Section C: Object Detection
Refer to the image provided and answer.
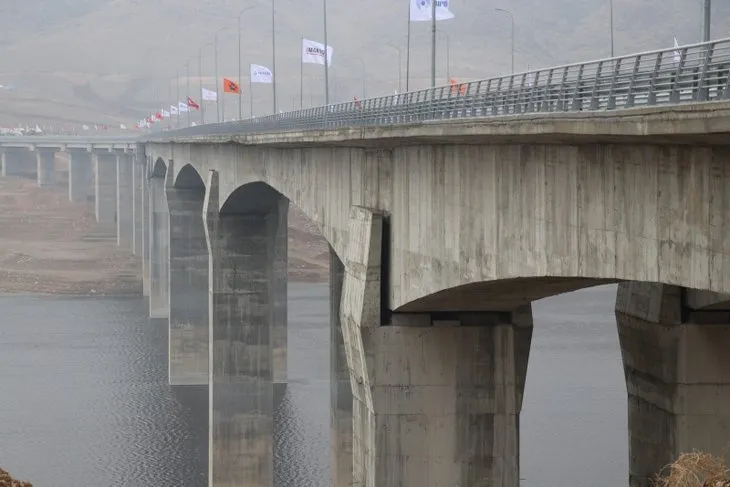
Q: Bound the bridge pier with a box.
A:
[166,163,208,386]
[616,282,730,487]
[132,150,145,256]
[204,172,287,487]
[142,157,151,297]
[148,169,169,319]
[329,249,353,487]
[94,151,117,224]
[341,206,533,487]
[116,152,134,249]
[36,148,56,188]
[68,150,92,203]
[1,148,33,178]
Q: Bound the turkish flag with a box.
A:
[186,97,200,110]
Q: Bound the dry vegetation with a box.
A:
[0,0,729,126]
[654,452,730,487]
[0,468,32,487]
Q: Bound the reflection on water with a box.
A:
[0,284,628,487]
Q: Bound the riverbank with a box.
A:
[0,165,329,295]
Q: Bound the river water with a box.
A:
[0,283,627,487]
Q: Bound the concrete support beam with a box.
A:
[116,153,134,249]
[132,152,145,256]
[204,171,287,487]
[617,282,730,487]
[2,148,33,178]
[142,158,151,297]
[94,152,117,224]
[340,206,533,487]
[148,173,169,319]
[166,163,208,386]
[36,148,56,188]
[68,150,92,203]
[329,249,352,487]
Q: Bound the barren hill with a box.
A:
[0,0,728,126]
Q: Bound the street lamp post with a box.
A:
[703,0,711,42]
[237,5,257,120]
[272,0,278,114]
[385,43,403,93]
[430,0,437,88]
[609,0,615,57]
[323,0,330,105]
[495,8,515,74]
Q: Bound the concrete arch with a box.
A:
[395,276,618,312]
[173,163,205,189]
[151,156,167,177]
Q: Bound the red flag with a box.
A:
[155,112,163,120]
[186,97,200,110]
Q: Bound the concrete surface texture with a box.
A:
[93,152,116,224]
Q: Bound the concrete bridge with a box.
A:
[3,39,730,487]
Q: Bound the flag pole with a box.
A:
[430,0,436,89]
[300,37,304,109]
[272,0,278,114]
[186,59,191,127]
[323,0,330,105]
[238,12,243,120]
[176,71,180,128]
[215,32,221,123]
[249,65,254,118]
[199,45,205,124]
[406,0,411,92]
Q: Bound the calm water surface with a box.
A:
[0,284,627,487]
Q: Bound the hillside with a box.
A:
[0,0,728,126]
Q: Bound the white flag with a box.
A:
[250,64,274,83]
[302,38,333,66]
[202,88,218,101]
[673,36,681,64]
[120,124,127,130]
[170,105,179,115]
[410,0,455,22]
[178,101,189,112]
[82,124,90,130]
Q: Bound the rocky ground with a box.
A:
[0,161,329,295]
[0,468,32,487]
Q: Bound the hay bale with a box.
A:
[652,452,730,487]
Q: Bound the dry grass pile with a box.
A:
[0,468,32,487]
[653,452,730,487]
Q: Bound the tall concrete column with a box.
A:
[616,282,730,487]
[142,158,151,297]
[148,173,169,318]
[330,249,352,487]
[204,172,287,487]
[36,148,56,188]
[116,153,134,249]
[166,164,208,386]
[68,150,92,203]
[132,152,145,256]
[1,148,31,177]
[273,200,288,389]
[94,152,117,224]
[340,206,533,487]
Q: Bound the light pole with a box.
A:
[430,0,437,88]
[439,30,450,83]
[609,0,615,57]
[238,5,257,120]
[198,40,213,124]
[214,27,231,123]
[323,0,330,105]
[185,59,191,127]
[703,0,711,42]
[272,0,278,114]
[385,43,403,92]
[495,8,515,74]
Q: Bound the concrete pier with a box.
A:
[36,148,56,188]
[329,249,352,487]
[616,282,730,487]
[273,200,288,388]
[68,150,92,203]
[132,150,145,256]
[94,152,117,224]
[148,170,169,319]
[116,152,134,249]
[166,163,208,386]
[341,206,533,487]
[1,148,32,178]
[204,174,287,487]
[142,157,151,297]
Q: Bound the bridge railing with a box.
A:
[151,38,730,139]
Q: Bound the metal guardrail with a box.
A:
[0,136,136,145]
[147,38,730,140]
